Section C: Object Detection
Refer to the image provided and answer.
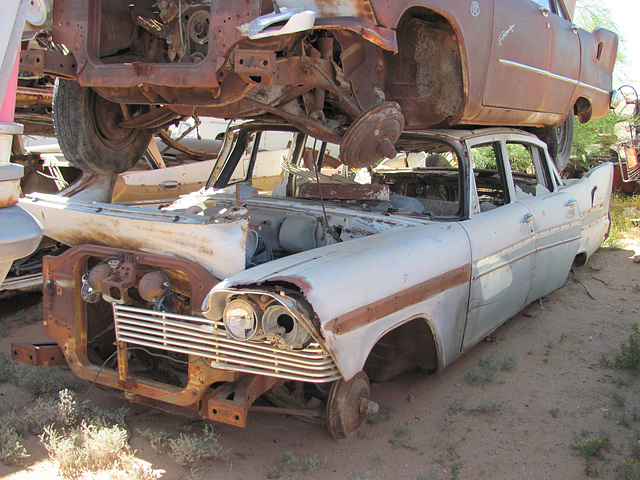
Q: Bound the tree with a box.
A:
[569,1,630,173]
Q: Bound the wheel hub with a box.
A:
[340,102,405,168]
[326,371,378,438]
[93,95,137,147]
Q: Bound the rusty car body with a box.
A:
[16,122,612,437]
[20,0,618,173]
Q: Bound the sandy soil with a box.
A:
[1,240,640,480]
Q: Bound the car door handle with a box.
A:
[521,212,534,223]
[565,199,577,208]
[539,6,550,17]
[161,180,179,190]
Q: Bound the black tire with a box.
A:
[52,79,153,175]
[536,114,575,172]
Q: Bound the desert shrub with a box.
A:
[0,389,127,436]
[167,425,229,467]
[0,422,28,465]
[602,324,640,374]
[465,354,518,384]
[574,430,612,476]
[139,425,229,469]
[40,422,156,480]
[614,324,640,374]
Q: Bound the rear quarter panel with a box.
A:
[575,27,618,121]
[560,162,613,259]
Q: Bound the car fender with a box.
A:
[208,222,472,380]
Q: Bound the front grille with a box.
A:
[113,304,341,383]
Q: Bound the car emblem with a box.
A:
[471,1,480,17]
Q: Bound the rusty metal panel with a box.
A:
[206,374,280,427]
[19,50,77,79]
[20,193,248,281]
[15,86,53,107]
[297,183,390,201]
[41,245,238,409]
[11,342,67,366]
[575,27,618,121]
[0,273,42,298]
[234,49,277,76]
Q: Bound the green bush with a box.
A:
[614,324,640,374]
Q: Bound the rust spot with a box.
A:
[252,276,314,296]
[312,0,377,25]
[15,86,54,108]
[0,197,18,208]
[297,183,390,201]
[11,343,67,366]
[234,49,276,76]
[327,264,471,335]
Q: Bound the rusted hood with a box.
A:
[19,193,249,280]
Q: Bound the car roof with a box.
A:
[233,121,543,146]
[401,127,541,143]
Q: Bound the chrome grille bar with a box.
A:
[113,304,341,382]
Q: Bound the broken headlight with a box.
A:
[217,293,312,350]
[263,304,310,348]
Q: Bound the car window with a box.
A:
[550,0,570,19]
[530,0,551,8]
[216,128,464,218]
[505,142,552,199]
[227,131,297,193]
[290,135,463,218]
[470,142,509,213]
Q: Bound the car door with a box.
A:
[461,138,536,351]
[483,0,551,112]
[503,139,581,303]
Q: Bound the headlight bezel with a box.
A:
[263,303,311,348]
[215,290,315,350]
[222,297,263,341]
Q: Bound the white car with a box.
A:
[17,123,612,437]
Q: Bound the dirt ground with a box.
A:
[1,239,640,480]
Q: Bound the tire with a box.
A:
[52,79,153,175]
[536,114,575,172]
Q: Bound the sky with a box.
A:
[595,0,640,88]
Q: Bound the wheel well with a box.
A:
[574,97,593,123]
[363,318,438,382]
[383,8,465,129]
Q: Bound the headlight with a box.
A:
[263,304,311,349]
[223,298,262,340]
